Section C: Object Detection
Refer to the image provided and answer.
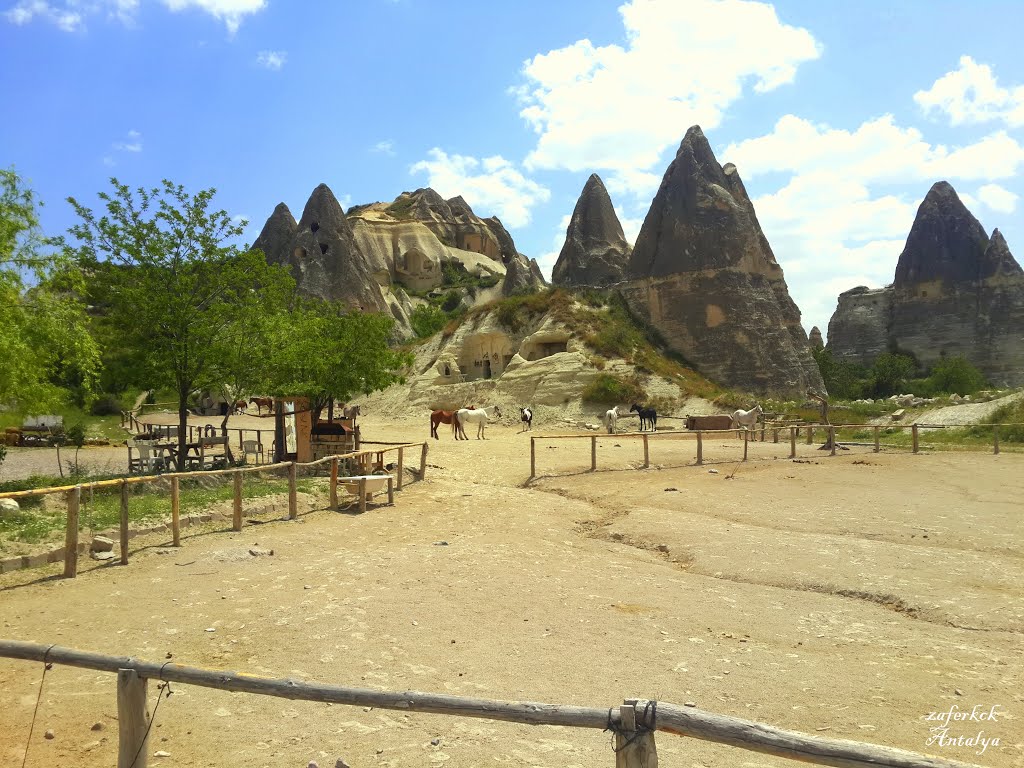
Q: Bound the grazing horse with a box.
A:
[730,404,763,437]
[232,400,247,415]
[454,405,502,440]
[630,403,657,431]
[520,407,533,432]
[249,397,274,416]
[604,406,619,434]
[343,405,361,419]
[431,406,475,439]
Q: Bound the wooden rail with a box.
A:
[527,422,1020,478]
[0,640,984,768]
[0,442,429,578]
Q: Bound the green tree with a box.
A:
[0,169,100,420]
[65,179,294,470]
[409,304,447,338]
[267,300,411,432]
[926,355,987,395]
[869,353,916,398]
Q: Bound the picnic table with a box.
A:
[129,436,229,473]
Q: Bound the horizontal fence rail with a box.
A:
[0,641,985,768]
[0,442,429,578]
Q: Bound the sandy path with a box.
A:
[0,416,1021,768]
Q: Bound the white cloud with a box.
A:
[514,0,821,188]
[370,140,396,156]
[112,129,143,153]
[255,50,286,70]
[914,55,1024,128]
[977,183,1018,214]
[4,1,83,31]
[160,0,265,34]
[410,149,551,229]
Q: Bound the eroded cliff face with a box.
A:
[552,173,631,287]
[827,182,1024,385]
[619,126,823,396]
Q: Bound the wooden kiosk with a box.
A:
[272,397,361,464]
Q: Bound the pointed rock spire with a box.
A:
[808,326,824,349]
[618,125,823,395]
[252,203,297,266]
[552,173,631,287]
[984,228,1023,278]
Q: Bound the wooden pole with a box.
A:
[616,700,658,768]
[696,431,703,465]
[993,425,1000,455]
[830,426,837,456]
[874,426,880,453]
[63,486,80,578]
[789,427,796,459]
[330,458,339,508]
[117,668,149,768]
[387,477,394,505]
[743,430,748,461]
[359,478,367,514]
[760,425,766,442]
[591,435,597,472]
[530,437,536,478]
[232,470,242,531]
[396,447,404,490]
[170,476,180,546]
[119,481,129,565]
[806,426,813,444]
[420,442,428,480]
[288,462,298,520]
[772,428,779,443]
[912,424,919,454]
[642,434,649,468]
[0,641,980,768]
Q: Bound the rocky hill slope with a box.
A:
[827,182,1024,385]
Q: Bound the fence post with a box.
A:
[64,486,80,579]
[696,431,703,465]
[760,425,766,442]
[330,458,339,508]
[615,700,657,768]
[591,435,597,472]
[829,426,837,456]
[530,437,536,478]
[120,480,130,565]
[642,434,649,468]
[420,442,428,481]
[874,425,880,453]
[743,430,748,461]
[359,478,367,514]
[806,425,813,444]
[387,476,394,505]
[790,427,796,459]
[288,462,298,520]
[397,447,404,491]
[912,424,919,454]
[993,425,1000,455]
[773,428,779,444]
[169,476,180,546]
[232,470,243,531]
[117,668,149,768]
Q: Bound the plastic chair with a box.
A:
[242,439,265,465]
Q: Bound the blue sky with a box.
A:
[3,0,1023,337]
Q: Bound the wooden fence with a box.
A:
[0,640,984,768]
[528,422,1019,479]
[0,442,429,578]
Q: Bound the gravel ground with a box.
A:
[912,390,1024,426]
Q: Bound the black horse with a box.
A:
[630,403,657,431]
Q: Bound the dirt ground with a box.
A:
[0,414,1021,768]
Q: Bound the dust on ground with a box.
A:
[0,415,1021,768]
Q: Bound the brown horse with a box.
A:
[430,406,474,439]
[249,397,274,416]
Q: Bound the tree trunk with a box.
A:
[806,389,834,450]
[177,386,189,472]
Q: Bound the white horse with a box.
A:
[455,405,502,440]
[730,404,763,437]
[604,406,619,434]
[520,407,533,432]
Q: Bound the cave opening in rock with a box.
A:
[310,222,320,233]
[319,243,329,255]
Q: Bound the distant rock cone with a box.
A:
[619,126,823,395]
[552,174,631,287]
[808,326,823,349]
[828,181,1024,385]
[504,253,547,296]
[254,184,388,313]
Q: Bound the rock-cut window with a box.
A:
[319,243,329,255]
[310,222,320,233]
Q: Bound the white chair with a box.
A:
[242,439,265,465]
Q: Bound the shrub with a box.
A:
[410,304,447,338]
[925,355,987,395]
[581,373,646,404]
[90,393,123,416]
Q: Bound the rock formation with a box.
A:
[828,182,1024,385]
[619,126,823,395]
[808,326,823,349]
[503,254,547,296]
[552,174,631,287]
[253,184,389,313]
